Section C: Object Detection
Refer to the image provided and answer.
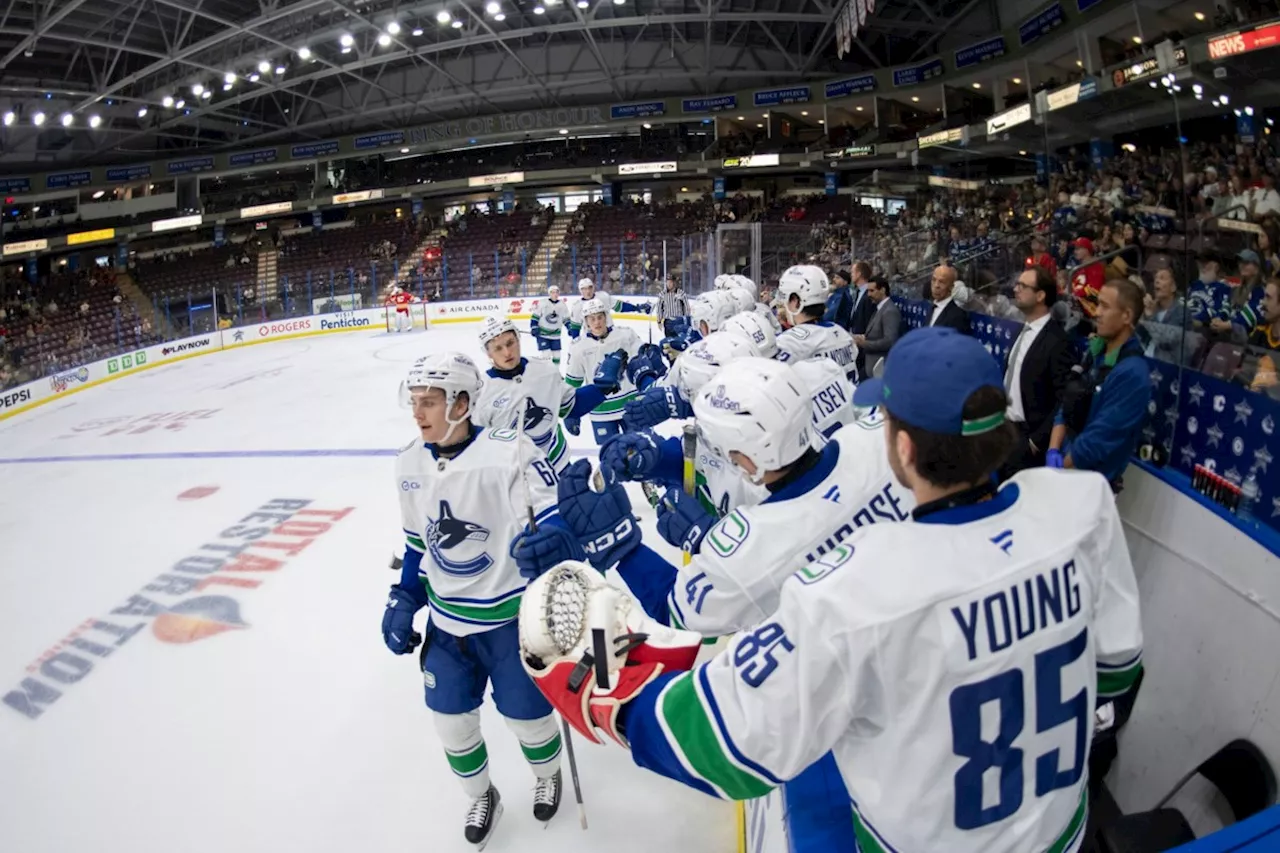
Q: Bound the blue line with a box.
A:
[0,448,600,465]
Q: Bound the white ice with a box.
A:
[0,321,735,853]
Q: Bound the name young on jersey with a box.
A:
[950,560,1084,662]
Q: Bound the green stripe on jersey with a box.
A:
[594,391,638,414]
[520,732,563,765]
[445,741,489,777]
[547,426,568,468]
[1097,659,1143,698]
[427,587,522,624]
[566,376,584,388]
[405,533,426,553]
[657,673,774,800]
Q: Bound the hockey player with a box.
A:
[529,285,567,366]
[718,274,782,334]
[555,357,911,634]
[517,328,1144,853]
[563,298,644,445]
[471,316,607,472]
[775,265,858,380]
[566,277,648,338]
[689,291,735,338]
[382,352,564,848]
[387,285,415,333]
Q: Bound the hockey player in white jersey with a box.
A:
[554,356,912,634]
[688,291,735,337]
[516,327,1144,853]
[565,277,648,338]
[471,316,608,472]
[381,352,566,848]
[775,265,859,380]
[564,297,644,445]
[529,285,567,366]
[718,273,782,334]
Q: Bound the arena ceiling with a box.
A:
[0,0,997,167]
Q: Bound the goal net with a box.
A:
[384,301,430,332]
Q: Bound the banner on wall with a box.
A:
[332,189,385,205]
[1207,21,1280,60]
[609,101,666,120]
[825,173,838,196]
[151,214,202,233]
[468,172,525,188]
[723,154,780,168]
[411,199,423,217]
[240,201,293,218]
[918,127,966,149]
[1019,2,1065,46]
[2,238,48,256]
[681,95,737,114]
[46,171,93,190]
[214,224,225,247]
[167,156,215,175]
[824,74,877,99]
[116,243,129,266]
[0,177,32,193]
[1238,114,1257,143]
[713,177,726,200]
[229,148,278,167]
[602,183,614,206]
[753,87,811,107]
[1045,77,1098,110]
[892,58,944,87]
[1112,45,1188,87]
[67,228,116,247]
[312,210,323,233]
[105,165,150,184]
[618,161,677,175]
[954,36,1007,69]
[986,102,1033,135]
[501,190,515,212]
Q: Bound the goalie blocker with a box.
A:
[519,562,701,746]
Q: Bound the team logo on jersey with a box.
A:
[425,501,493,577]
[523,398,552,432]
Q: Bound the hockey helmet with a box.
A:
[777,265,831,321]
[478,315,518,349]
[400,352,484,443]
[675,332,757,402]
[581,297,608,318]
[689,292,734,335]
[721,311,778,359]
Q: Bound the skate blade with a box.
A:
[473,801,504,851]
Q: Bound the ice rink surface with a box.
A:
[0,321,735,853]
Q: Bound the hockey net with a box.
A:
[384,301,430,332]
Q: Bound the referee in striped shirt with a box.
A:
[655,274,689,334]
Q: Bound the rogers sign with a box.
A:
[258,319,311,337]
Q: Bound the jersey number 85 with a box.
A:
[949,628,1089,830]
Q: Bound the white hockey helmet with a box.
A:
[689,292,734,334]
[777,265,831,321]
[723,287,754,315]
[674,332,758,402]
[548,284,561,297]
[581,297,608,318]
[400,352,484,443]
[478,315,518,349]
[721,311,778,358]
[693,358,813,484]
[712,273,735,290]
[727,274,758,302]
[577,278,596,294]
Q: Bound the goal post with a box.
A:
[384,300,430,332]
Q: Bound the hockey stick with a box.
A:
[680,425,697,567]
[516,408,589,832]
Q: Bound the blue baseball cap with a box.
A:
[853,327,1006,435]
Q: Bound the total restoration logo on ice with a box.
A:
[2,498,354,721]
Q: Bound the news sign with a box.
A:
[1207,23,1280,61]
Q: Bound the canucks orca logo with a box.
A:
[523,398,551,432]
[425,500,493,577]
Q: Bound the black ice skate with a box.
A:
[533,769,562,823]
[464,785,502,850]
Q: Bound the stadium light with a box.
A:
[201,90,212,99]
[614,0,625,5]
[2,111,14,126]
[1012,77,1022,84]
[911,96,919,102]
[225,71,236,84]
[258,60,271,73]
[451,19,463,27]
[137,107,148,117]
[486,1,501,13]
[162,95,174,107]
[175,99,185,108]
[412,27,424,35]
[1246,105,1255,116]
[377,33,392,46]
[192,83,204,95]
[298,46,312,59]
[89,114,102,128]
[437,10,451,24]
[276,65,286,75]
[855,105,863,111]
[249,72,261,82]
[93,190,105,199]
[534,5,546,13]
[972,82,981,88]
[494,12,505,20]
[340,33,354,47]
[60,112,73,127]
[387,21,402,34]
[559,128,569,134]
[1194,11,1206,20]
[576,0,588,6]
[642,122,651,128]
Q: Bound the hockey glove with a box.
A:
[662,317,689,339]
[593,350,630,393]
[626,344,667,391]
[622,385,692,432]
[510,517,586,580]
[599,431,663,484]
[518,561,702,747]
[1046,448,1065,469]
[382,585,424,655]
[556,458,641,572]
[656,487,714,555]
[530,320,542,340]
[563,414,582,436]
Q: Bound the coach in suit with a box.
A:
[1000,265,1072,478]
[927,264,970,333]
[853,277,900,377]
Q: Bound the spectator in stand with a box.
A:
[852,276,900,378]
[1001,265,1072,478]
[1187,251,1229,334]
[1070,237,1105,323]
[1048,279,1152,491]
[1230,250,1268,337]
[927,264,970,334]
[1245,280,1280,396]
[1141,266,1195,364]
[1026,234,1058,278]
[823,269,856,333]
[1250,174,1280,220]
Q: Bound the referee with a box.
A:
[654,274,689,334]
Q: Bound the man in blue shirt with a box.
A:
[822,268,855,333]
[1047,278,1152,489]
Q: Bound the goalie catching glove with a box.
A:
[518,560,702,746]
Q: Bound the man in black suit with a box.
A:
[1000,265,1072,478]
[927,264,970,334]
[848,261,877,376]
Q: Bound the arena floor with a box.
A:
[0,321,734,853]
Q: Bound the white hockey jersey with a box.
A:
[641,468,1143,853]
[791,357,856,438]
[567,291,617,334]
[564,327,642,422]
[776,321,859,381]
[531,297,567,339]
[397,428,557,637]
[667,415,914,636]
[472,358,576,472]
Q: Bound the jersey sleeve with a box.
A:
[510,433,560,526]
[623,564,869,799]
[1089,487,1144,701]
[564,342,585,388]
[666,508,777,636]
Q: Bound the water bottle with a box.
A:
[1238,469,1260,524]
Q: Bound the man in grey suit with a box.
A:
[853,277,900,378]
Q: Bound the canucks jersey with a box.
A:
[776,321,859,381]
[626,468,1143,853]
[472,358,575,472]
[567,291,615,337]
[531,297,567,339]
[564,327,642,422]
[397,428,557,636]
[666,416,914,636]
[791,357,856,438]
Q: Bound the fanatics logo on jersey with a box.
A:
[425,500,494,577]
